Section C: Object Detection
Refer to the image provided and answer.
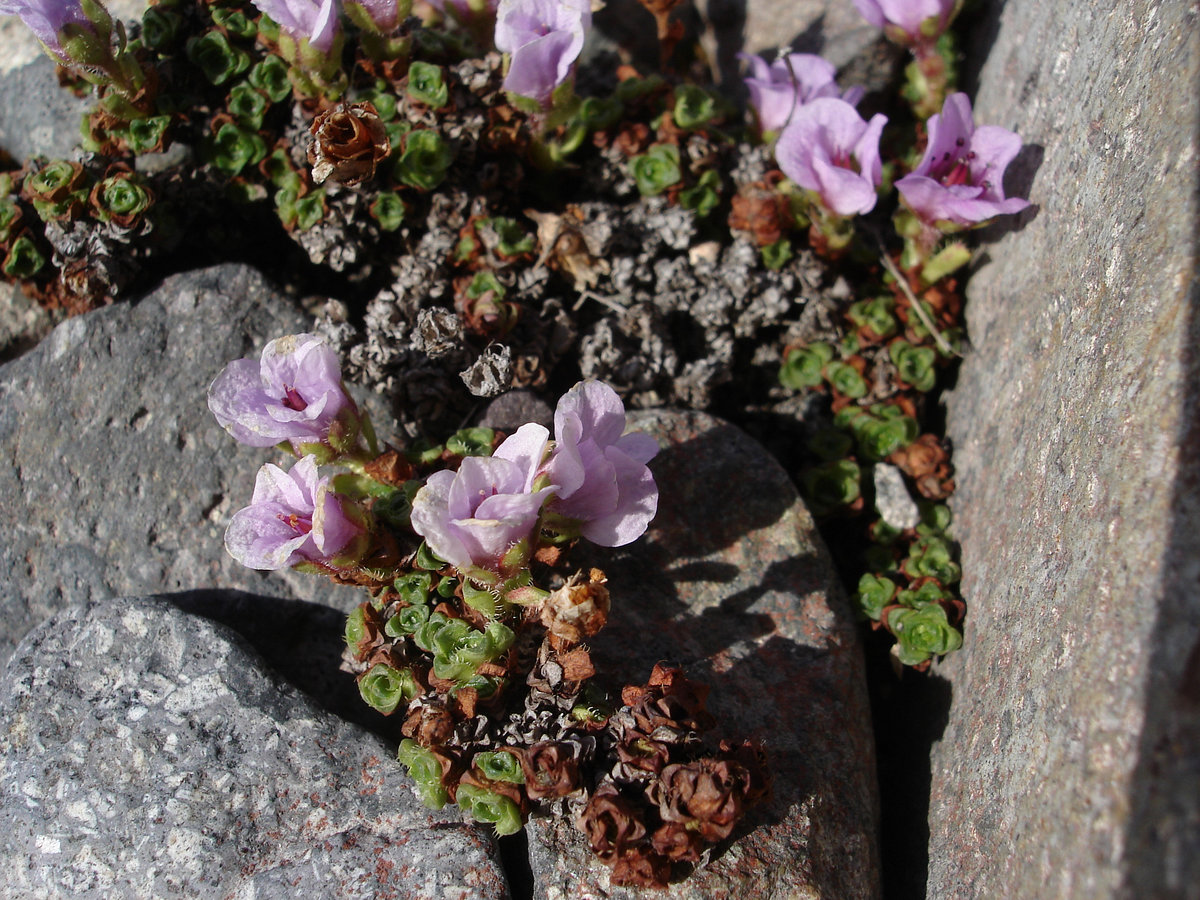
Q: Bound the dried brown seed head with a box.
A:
[308,102,391,186]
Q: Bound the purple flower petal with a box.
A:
[578,445,659,547]
[541,380,658,545]
[494,0,590,102]
[225,456,360,570]
[411,456,550,573]
[494,423,551,492]
[208,333,354,449]
[0,0,90,58]
[776,98,886,218]
[250,0,341,52]
[854,0,958,42]
[898,93,1030,227]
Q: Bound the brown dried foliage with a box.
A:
[308,101,391,186]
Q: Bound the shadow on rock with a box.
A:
[166,588,402,741]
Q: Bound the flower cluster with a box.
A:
[410,379,659,582]
[209,337,766,884]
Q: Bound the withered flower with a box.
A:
[577,782,647,862]
[651,758,752,842]
[610,849,672,889]
[401,700,456,746]
[889,433,954,499]
[540,568,610,645]
[650,820,703,863]
[728,175,790,247]
[308,101,391,186]
[519,740,582,800]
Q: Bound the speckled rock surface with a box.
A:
[0,263,391,663]
[0,56,94,161]
[928,2,1200,898]
[0,595,508,899]
[527,409,880,899]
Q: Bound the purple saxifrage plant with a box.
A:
[852,0,960,47]
[895,91,1030,231]
[207,333,358,450]
[740,52,864,136]
[410,425,556,578]
[493,0,590,105]
[0,0,91,64]
[775,97,888,219]
[542,379,659,547]
[251,0,341,53]
[225,455,366,570]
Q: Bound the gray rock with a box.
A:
[0,279,55,361]
[0,263,390,663]
[527,409,881,899]
[0,56,91,161]
[927,1,1200,898]
[873,462,919,530]
[0,594,508,899]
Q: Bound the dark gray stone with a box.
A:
[0,56,91,162]
[927,2,1200,898]
[526,409,881,899]
[0,594,508,899]
[0,263,389,663]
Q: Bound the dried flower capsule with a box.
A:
[540,568,609,644]
[308,101,391,186]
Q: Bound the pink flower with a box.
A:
[853,0,959,45]
[542,381,659,547]
[0,0,92,63]
[344,0,403,32]
[208,333,355,449]
[410,424,555,574]
[895,92,1029,228]
[775,97,887,217]
[225,456,364,570]
[494,0,590,103]
[740,52,864,135]
[251,0,340,52]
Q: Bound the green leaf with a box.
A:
[358,663,419,714]
[802,459,861,516]
[140,7,181,50]
[395,571,432,606]
[123,115,171,153]
[210,6,257,39]
[394,130,454,190]
[761,238,793,271]
[186,30,250,85]
[369,191,405,231]
[887,604,962,665]
[406,61,449,108]
[397,739,449,808]
[248,55,292,102]
[207,122,267,176]
[344,606,367,648]
[630,144,681,197]
[228,82,269,129]
[855,573,896,621]
[679,169,721,218]
[779,342,834,390]
[446,426,495,457]
[673,84,719,130]
[456,783,523,835]
[2,235,45,279]
[474,750,525,784]
[385,602,431,637]
[847,296,898,339]
[825,361,868,399]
